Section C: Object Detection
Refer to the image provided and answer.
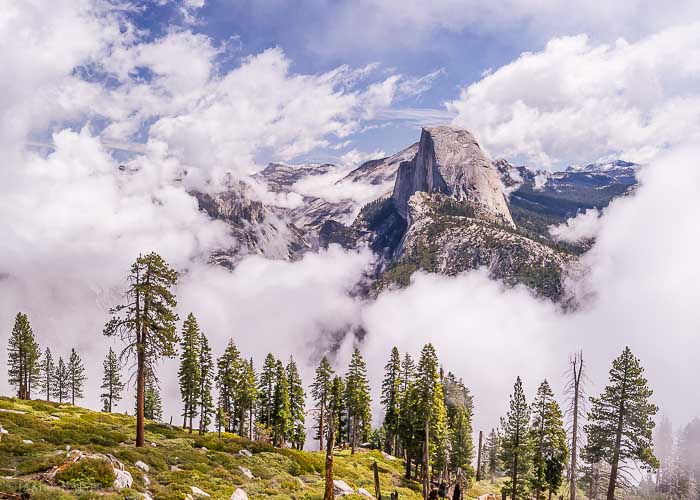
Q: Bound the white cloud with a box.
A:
[301,0,700,58]
[549,208,602,243]
[447,24,700,168]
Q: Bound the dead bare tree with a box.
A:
[564,351,588,500]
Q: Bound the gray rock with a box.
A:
[236,449,253,457]
[190,485,211,497]
[230,488,249,500]
[392,126,514,227]
[134,460,149,472]
[113,468,133,489]
[22,439,33,444]
[358,488,373,498]
[238,465,255,480]
[333,479,354,496]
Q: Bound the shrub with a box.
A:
[54,458,116,490]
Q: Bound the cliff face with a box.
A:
[379,192,572,300]
[392,127,514,227]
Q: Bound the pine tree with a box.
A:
[443,371,475,480]
[398,355,422,480]
[485,428,502,482]
[415,344,448,498]
[449,406,475,479]
[196,331,214,434]
[101,347,124,412]
[345,347,371,454]
[500,376,532,500]
[286,356,306,450]
[239,358,258,439]
[258,353,278,429]
[216,340,243,433]
[8,312,41,400]
[583,347,659,500]
[39,347,54,402]
[324,376,344,500]
[143,371,163,421]
[67,348,86,405]
[103,252,178,447]
[53,357,69,404]
[529,380,568,500]
[178,313,201,432]
[381,347,402,455]
[311,355,335,451]
[271,360,291,447]
[654,416,674,492]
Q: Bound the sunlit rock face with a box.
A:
[392,126,514,228]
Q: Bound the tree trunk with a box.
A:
[249,405,253,440]
[373,461,382,499]
[476,431,483,482]
[135,343,146,447]
[405,454,412,480]
[351,415,357,454]
[324,419,336,500]
[606,368,628,500]
[423,417,430,500]
[569,353,584,500]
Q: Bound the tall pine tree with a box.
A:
[67,348,86,405]
[500,376,532,500]
[286,356,306,450]
[8,312,41,400]
[101,347,124,412]
[53,357,69,404]
[444,372,475,481]
[583,347,658,500]
[239,358,258,439]
[381,347,402,455]
[104,252,178,447]
[485,428,502,482]
[258,353,278,429]
[143,371,163,421]
[323,376,344,500]
[178,313,201,432]
[39,347,54,402]
[216,340,243,433]
[345,347,371,454]
[415,344,447,498]
[271,360,291,447]
[196,331,214,435]
[311,355,335,451]
[529,380,568,500]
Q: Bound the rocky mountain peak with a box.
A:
[391,126,515,227]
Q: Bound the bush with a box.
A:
[54,458,116,490]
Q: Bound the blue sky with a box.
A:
[104,0,700,169]
[124,0,591,162]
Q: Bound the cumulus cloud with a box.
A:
[289,0,700,59]
[549,208,602,243]
[447,24,700,168]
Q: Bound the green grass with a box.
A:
[0,396,427,499]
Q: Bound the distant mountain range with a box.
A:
[195,127,638,300]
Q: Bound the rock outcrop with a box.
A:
[392,127,514,227]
